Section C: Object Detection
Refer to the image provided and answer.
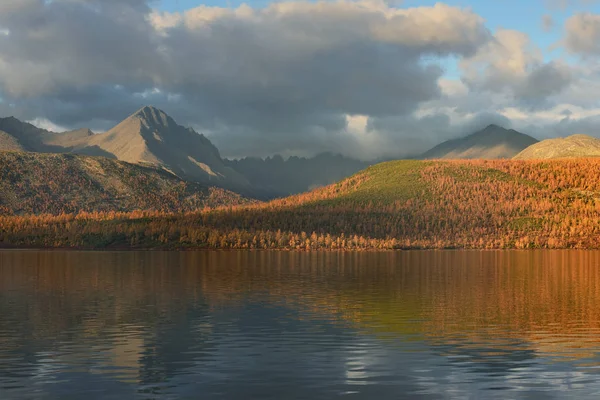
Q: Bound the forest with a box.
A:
[2,158,600,250]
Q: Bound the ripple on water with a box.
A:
[1,250,600,399]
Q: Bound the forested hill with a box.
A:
[0,152,252,215]
[3,158,600,249]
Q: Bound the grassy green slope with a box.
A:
[334,160,427,204]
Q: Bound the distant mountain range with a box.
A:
[5,105,600,211]
[0,107,370,198]
[514,134,600,160]
[420,124,538,160]
[225,153,369,197]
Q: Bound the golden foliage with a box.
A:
[2,159,600,249]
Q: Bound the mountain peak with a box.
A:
[0,115,28,128]
[421,125,537,160]
[480,124,508,134]
[131,106,173,128]
[0,115,49,136]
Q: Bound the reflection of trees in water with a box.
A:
[195,250,600,369]
[0,251,216,388]
[2,250,600,391]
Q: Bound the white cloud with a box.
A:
[564,12,600,55]
[27,117,67,132]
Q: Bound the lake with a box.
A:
[1,250,600,399]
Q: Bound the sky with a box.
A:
[2,0,600,159]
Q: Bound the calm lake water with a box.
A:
[1,250,600,399]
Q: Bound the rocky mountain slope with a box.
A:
[0,107,249,190]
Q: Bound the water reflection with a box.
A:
[1,251,600,398]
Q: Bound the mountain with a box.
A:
[0,110,369,198]
[6,158,600,249]
[0,108,250,190]
[51,106,250,188]
[0,152,251,216]
[421,124,538,159]
[225,153,369,197]
[0,116,50,152]
[513,134,600,160]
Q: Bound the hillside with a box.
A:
[226,153,369,197]
[514,134,600,159]
[0,108,250,190]
[0,130,26,152]
[0,152,251,215]
[421,124,538,159]
[3,158,600,249]
[0,117,51,152]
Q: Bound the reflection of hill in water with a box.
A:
[3,250,600,384]
[194,251,600,365]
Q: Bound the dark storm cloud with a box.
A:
[0,0,497,158]
[141,1,493,157]
[515,62,573,108]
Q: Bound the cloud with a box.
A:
[515,61,573,102]
[0,0,594,160]
[564,12,600,55]
[460,29,573,104]
[514,108,600,140]
[0,0,495,158]
[0,0,160,98]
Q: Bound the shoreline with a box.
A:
[0,246,597,252]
